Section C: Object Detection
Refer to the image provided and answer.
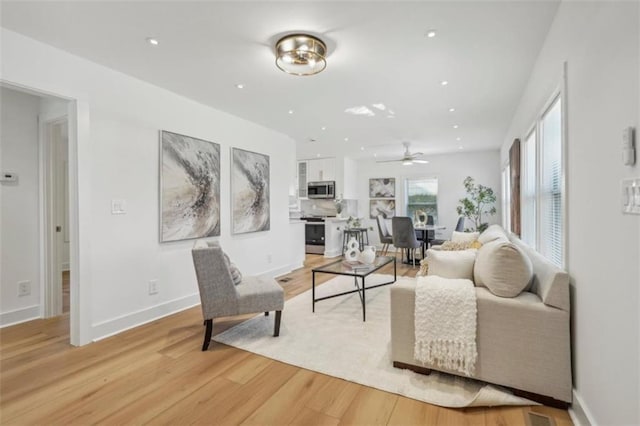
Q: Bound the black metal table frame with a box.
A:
[311,257,396,322]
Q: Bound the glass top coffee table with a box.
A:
[311,256,396,321]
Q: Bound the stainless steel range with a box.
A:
[302,216,329,255]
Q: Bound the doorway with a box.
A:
[41,116,70,317]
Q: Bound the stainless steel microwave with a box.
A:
[307,181,335,199]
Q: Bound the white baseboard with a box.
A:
[61,262,70,271]
[569,389,595,426]
[0,305,40,328]
[261,264,297,279]
[91,293,200,341]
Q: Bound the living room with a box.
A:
[1,1,638,425]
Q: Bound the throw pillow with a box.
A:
[474,240,533,297]
[417,258,429,277]
[425,249,476,281]
[478,225,508,245]
[440,240,483,251]
[222,252,243,286]
[451,231,480,244]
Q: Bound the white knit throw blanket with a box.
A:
[414,275,478,376]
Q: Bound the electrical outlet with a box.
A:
[148,280,159,295]
[18,280,31,297]
[267,254,272,264]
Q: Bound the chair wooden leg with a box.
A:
[202,319,213,351]
[264,311,269,316]
[274,310,282,337]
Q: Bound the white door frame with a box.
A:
[2,79,92,346]
[39,113,67,318]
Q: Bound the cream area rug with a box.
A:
[213,274,535,408]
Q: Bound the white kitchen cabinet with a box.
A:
[297,158,337,198]
[297,161,308,198]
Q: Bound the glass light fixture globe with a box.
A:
[276,34,327,76]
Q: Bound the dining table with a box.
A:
[412,224,446,261]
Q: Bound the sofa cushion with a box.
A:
[425,248,476,281]
[478,224,508,245]
[451,231,480,244]
[474,240,533,297]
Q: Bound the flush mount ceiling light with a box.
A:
[275,33,327,76]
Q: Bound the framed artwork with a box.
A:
[369,178,395,198]
[370,199,396,219]
[231,147,270,234]
[160,130,220,242]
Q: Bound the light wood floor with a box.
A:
[0,254,572,425]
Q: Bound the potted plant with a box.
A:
[456,176,497,233]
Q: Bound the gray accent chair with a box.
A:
[376,215,393,256]
[391,217,422,266]
[191,242,284,351]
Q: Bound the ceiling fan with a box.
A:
[376,142,429,165]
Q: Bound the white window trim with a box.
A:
[520,63,568,268]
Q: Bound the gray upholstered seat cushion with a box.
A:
[235,276,284,313]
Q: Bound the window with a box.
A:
[501,164,511,231]
[520,94,564,267]
[405,178,438,222]
[521,129,537,248]
[539,97,563,266]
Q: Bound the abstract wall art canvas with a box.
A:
[160,130,220,242]
[231,147,270,234]
[369,178,395,198]
[370,199,396,219]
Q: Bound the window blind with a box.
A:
[539,97,563,267]
[521,130,537,248]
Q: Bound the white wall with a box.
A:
[355,150,501,247]
[1,29,297,339]
[0,87,41,325]
[501,2,639,425]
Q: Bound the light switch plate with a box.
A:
[622,178,640,214]
[111,199,126,215]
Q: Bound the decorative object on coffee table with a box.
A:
[159,130,220,242]
[344,237,360,261]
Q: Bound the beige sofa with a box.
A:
[390,226,572,406]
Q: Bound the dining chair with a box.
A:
[192,241,284,351]
[391,217,422,266]
[376,215,393,256]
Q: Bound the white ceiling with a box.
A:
[1,1,559,160]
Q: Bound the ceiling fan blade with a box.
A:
[412,159,429,164]
[375,159,403,163]
[409,152,424,157]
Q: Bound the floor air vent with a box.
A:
[525,411,556,426]
[278,277,292,283]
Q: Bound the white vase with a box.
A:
[359,245,376,264]
[344,237,360,261]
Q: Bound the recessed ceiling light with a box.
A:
[235,83,244,89]
[458,146,464,150]
[146,37,159,46]
[456,137,461,141]
[453,124,459,129]
[373,153,377,157]
[288,110,294,114]
[440,80,449,86]
[426,30,437,38]
[449,108,455,112]
[360,146,365,151]
[317,153,321,157]
[344,137,349,142]
[321,126,326,131]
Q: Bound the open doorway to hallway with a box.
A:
[0,84,71,331]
